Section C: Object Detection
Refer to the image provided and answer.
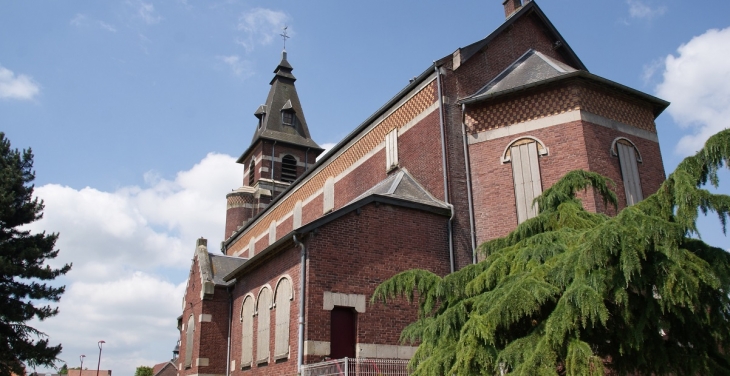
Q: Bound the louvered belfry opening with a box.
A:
[281,155,297,183]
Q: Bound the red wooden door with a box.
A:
[330,307,356,359]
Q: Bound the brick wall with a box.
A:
[304,203,451,363]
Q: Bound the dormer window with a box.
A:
[282,110,294,126]
[254,105,266,129]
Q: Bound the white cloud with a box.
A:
[0,65,40,100]
[127,0,162,24]
[655,27,730,155]
[317,142,337,161]
[70,13,117,33]
[217,55,253,78]
[25,153,242,374]
[626,0,667,20]
[236,8,290,52]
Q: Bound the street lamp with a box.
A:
[79,355,86,376]
[96,341,105,376]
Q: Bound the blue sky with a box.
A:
[2,0,729,374]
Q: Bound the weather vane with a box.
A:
[280,26,290,50]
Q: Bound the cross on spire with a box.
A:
[280,26,290,50]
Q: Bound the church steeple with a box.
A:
[241,50,323,158]
[226,50,324,239]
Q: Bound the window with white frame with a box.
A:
[611,137,643,206]
[274,277,292,359]
[385,128,398,171]
[256,287,272,363]
[240,296,254,368]
[503,137,548,224]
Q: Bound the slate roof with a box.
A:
[463,49,577,102]
[209,254,248,285]
[238,50,323,163]
[347,168,451,210]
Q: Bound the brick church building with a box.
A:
[176,1,669,375]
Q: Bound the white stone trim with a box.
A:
[199,314,212,323]
[356,343,418,360]
[195,358,209,367]
[303,340,331,356]
[323,292,366,313]
[468,110,659,145]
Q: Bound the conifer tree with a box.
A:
[374,129,730,375]
[0,133,71,376]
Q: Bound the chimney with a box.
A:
[503,0,522,19]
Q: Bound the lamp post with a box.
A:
[79,355,86,376]
[96,340,105,376]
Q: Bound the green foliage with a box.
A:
[0,133,71,376]
[58,364,68,375]
[134,366,153,376]
[373,129,730,375]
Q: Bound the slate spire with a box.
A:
[247,50,322,152]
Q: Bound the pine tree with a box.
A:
[374,129,730,375]
[134,366,153,376]
[0,133,71,376]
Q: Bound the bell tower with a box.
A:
[225,50,324,240]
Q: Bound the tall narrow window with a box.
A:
[248,159,255,187]
[503,138,547,224]
[612,138,643,206]
[269,221,277,245]
[241,296,254,368]
[184,314,195,368]
[385,128,398,171]
[256,287,272,363]
[330,307,357,359]
[323,177,335,213]
[281,155,298,183]
[293,201,302,229]
[274,278,292,359]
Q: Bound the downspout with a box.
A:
[461,103,478,264]
[293,234,307,374]
[225,282,234,376]
[434,63,455,273]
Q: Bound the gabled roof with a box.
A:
[237,51,323,163]
[347,168,451,210]
[463,49,577,102]
[454,1,586,71]
[194,239,247,287]
[458,61,669,117]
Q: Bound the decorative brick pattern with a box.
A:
[465,82,657,135]
[227,81,437,256]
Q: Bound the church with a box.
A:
[176,1,669,375]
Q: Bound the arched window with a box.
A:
[611,137,643,206]
[248,159,255,187]
[502,137,548,224]
[281,155,298,183]
[240,295,254,368]
[256,286,272,363]
[184,314,194,368]
[274,277,293,359]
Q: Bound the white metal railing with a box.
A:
[301,358,410,376]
